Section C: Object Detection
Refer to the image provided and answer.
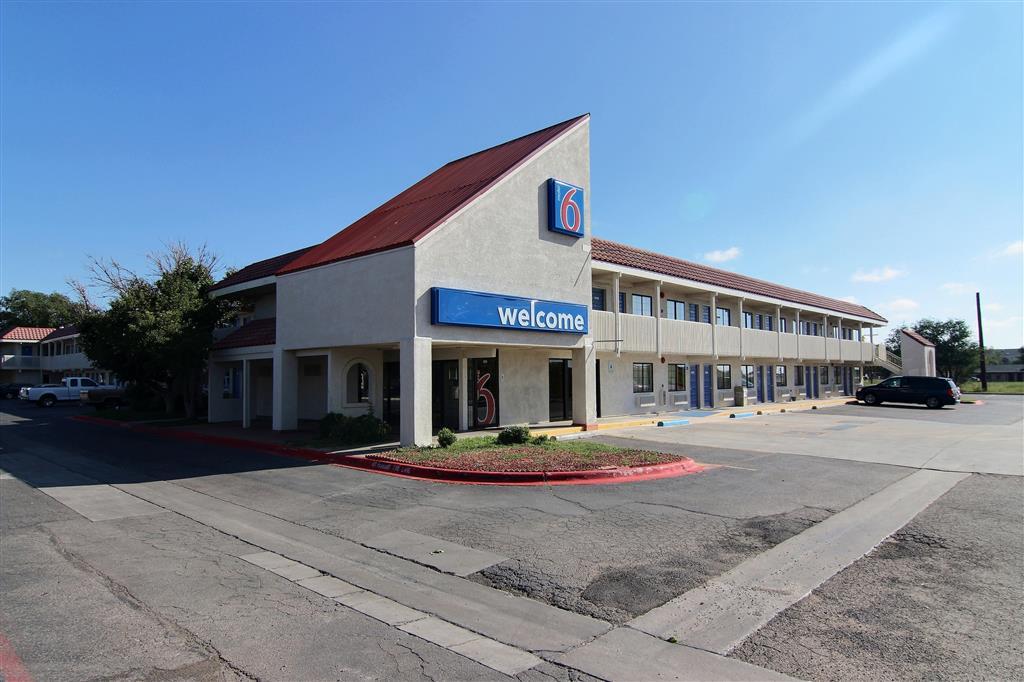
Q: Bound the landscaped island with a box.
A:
[371,430,684,473]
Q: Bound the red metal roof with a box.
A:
[211,246,315,292]
[901,328,935,347]
[592,238,887,322]
[212,318,277,350]
[277,114,590,275]
[1,326,56,341]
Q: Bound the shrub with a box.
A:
[319,412,390,444]
[496,425,531,445]
[530,434,550,445]
[436,427,457,448]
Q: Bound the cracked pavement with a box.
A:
[2,396,1021,680]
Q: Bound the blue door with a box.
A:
[689,364,700,408]
[703,365,713,407]
[812,367,820,398]
[767,366,775,402]
[756,366,764,402]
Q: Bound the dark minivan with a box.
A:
[856,376,960,409]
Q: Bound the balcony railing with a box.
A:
[661,318,712,356]
[0,354,40,369]
[742,328,777,358]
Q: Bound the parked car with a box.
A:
[1,382,33,400]
[19,377,111,407]
[856,376,961,409]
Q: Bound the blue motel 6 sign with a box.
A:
[432,287,588,334]
[547,179,584,237]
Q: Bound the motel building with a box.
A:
[207,114,888,446]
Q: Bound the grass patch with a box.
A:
[375,434,682,472]
[959,381,1024,394]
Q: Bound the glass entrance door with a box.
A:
[431,360,459,431]
[548,359,572,421]
[469,356,499,429]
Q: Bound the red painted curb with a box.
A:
[69,415,704,486]
[0,632,33,682]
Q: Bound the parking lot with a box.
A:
[1,395,1021,680]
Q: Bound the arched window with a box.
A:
[346,363,370,403]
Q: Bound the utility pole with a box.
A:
[976,292,987,391]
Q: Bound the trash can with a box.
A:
[734,386,746,407]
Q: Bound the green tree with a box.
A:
[77,244,234,417]
[0,289,91,329]
[893,319,980,382]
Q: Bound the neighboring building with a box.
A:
[0,325,114,386]
[208,114,889,445]
[899,328,937,377]
[985,364,1024,382]
[38,325,116,385]
[0,326,54,384]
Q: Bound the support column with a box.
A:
[572,339,597,428]
[654,281,662,359]
[458,355,469,432]
[775,305,783,360]
[710,293,718,359]
[242,359,252,428]
[738,298,745,360]
[327,349,343,413]
[400,337,432,447]
[612,273,622,357]
[272,348,298,431]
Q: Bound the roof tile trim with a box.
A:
[276,114,590,276]
[211,318,276,350]
[592,238,887,323]
[0,326,57,341]
[901,328,936,347]
[210,246,315,292]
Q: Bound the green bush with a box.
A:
[436,427,457,448]
[319,412,390,444]
[496,425,531,445]
[124,383,166,412]
[530,434,550,445]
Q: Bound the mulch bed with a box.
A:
[371,447,683,472]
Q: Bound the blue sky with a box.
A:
[2,1,1021,346]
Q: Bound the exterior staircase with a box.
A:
[873,346,903,374]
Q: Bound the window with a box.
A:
[632,363,653,393]
[795,366,805,386]
[879,377,902,389]
[666,299,686,320]
[834,366,842,384]
[668,364,687,391]
[619,292,626,313]
[592,288,606,311]
[780,317,788,333]
[812,322,819,336]
[688,303,699,321]
[701,305,711,323]
[716,307,731,326]
[754,313,763,330]
[81,378,98,387]
[765,316,773,332]
[20,345,32,356]
[743,312,754,328]
[776,365,787,386]
[631,294,652,316]
[821,366,829,383]
[716,365,732,389]
[741,365,755,388]
[347,363,370,403]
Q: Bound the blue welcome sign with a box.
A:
[432,287,588,334]
[547,179,584,237]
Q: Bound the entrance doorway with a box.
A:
[548,359,572,421]
[432,360,459,431]
[469,356,499,429]
[383,361,400,433]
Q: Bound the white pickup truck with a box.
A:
[19,377,108,407]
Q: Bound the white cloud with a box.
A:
[939,282,976,295]
[996,240,1023,258]
[839,295,859,303]
[851,266,906,283]
[704,246,741,263]
[882,298,920,313]
[983,302,1004,313]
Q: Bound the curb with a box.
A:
[69,415,705,487]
